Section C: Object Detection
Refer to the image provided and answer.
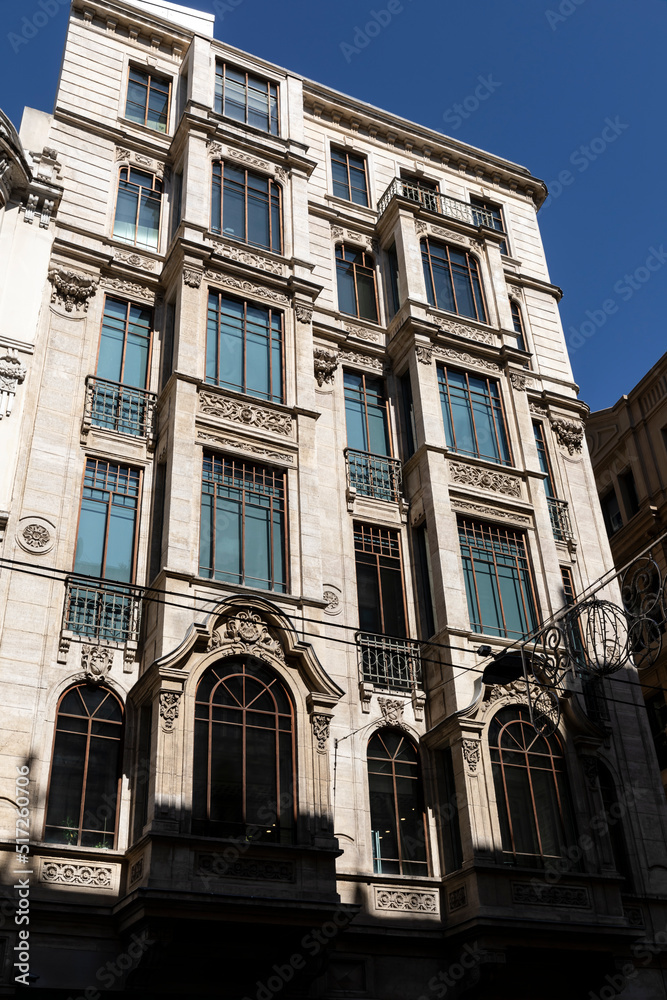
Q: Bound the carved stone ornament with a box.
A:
[183,268,202,288]
[159,691,182,732]
[206,140,224,159]
[530,403,548,417]
[312,714,331,754]
[115,147,132,161]
[199,390,293,436]
[462,739,481,773]
[209,241,284,276]
[378,698,406,729]
[339,349,383,372]
[197,854,295,882]
[510,372,531,391]
[431,345,500,373]
[0,349,27,418]
[208,608,285,664]
[21,523,50,549]
[295,303,313,323]
[129,857,144,884]
[226,148,271,172]
[550,417,584,455]
[435,317,495,345]
[81,644,114,685]
[375,888,438,913]
[345,323,380,343]
[196,430,294,464]
[449,462,521,498]
[48,267,99,313]
[114,250,156,271]
[448,886,467,911]
[431,224,467,244]
[323,588,341,614]
[511,882,590,909]
[314,348,339,387]
[41,862,114,888]
[416,346,433,365]
[450,499,531,525]
[100,276,155,301]
[330,226,344,240]
[580,755,599,789]
[203,271,290,306]
[414,221,428,235]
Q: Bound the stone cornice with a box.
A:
[503,269,564,302]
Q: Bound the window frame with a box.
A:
[437,365,513,466]
[533,420,557,498]
[421,238,488,323]
[330,146,370,207]
[113,166,163,251]
[214,62,280,136]
[354,522,408,637]
[335,243,379,323]
[470,195,508,255]
[72,458,142,584]
[510,299,527,351]
[211,160,283,254]
[344,370,393,457]
[600,487,623,536]
[95,295,153,391]
[124,65,172,134]
[205,290,285,404]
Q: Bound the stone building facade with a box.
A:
[1,0,667,997]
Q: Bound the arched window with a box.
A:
[510,299,527,351]
[44,685,124,848]
[336,244,378,323]
[421,239,487,323]
[490,706,576,866]
[367,730,428,875]
[193,657,295,842]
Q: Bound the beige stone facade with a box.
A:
[1,0,667,997]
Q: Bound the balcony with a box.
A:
[547,497,574,543]
[377,178,495,228]
[63,579,142,643]
[84,376,156,440]
[345,448,402,503]
[357,632,422,692]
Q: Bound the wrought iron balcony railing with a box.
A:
[84,376,156,440]
[547,497,574,543]
[357,632,423,692]
[64,579,142,643]
[377,178,495,228]
[345,448,402,503]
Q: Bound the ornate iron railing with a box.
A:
[547,497,574,543]
[63,579,142,643]
[357,632,422,691]
[84,376,156,439]
[345,448,402,503]
[377,178,495,228]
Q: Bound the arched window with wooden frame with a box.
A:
[335,244,379,323]
[510,298,527,352]
[421,238,487,323]
[193,657,295,843]
[367,729,429,875]
[489,705,576,867]
[44,685,124,848]
[211,161,282,254]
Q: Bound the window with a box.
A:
[533,422,556,498]
[434,747,463,873]
[211,162,282,253]
[400,173,439,211]
[367,730,428,875]
[206,292,283,403]
[74,460,141,583]
[199,453,287,593]
[170,170,182,241]
[646,693,667,771]
[193,657,294,840]
[215,63,279,135]
[618,468,639,518]
[90,297,153,437]
[490,706,576,867]
[560,565,586,662]
[412,522,435,639]
[132,703,152,842]
[44,685,123,848]
[386,243,400,318]
[600,488,623,536]
[344,371,391,456]
[421,239,487,323]
[510,299,526,351]
[598,764,632,882]
[438,367,511,465]
[125,67,171,132]
[336,245,378,322]
[354,524,406,637]
[331,147,369,206]
[114,167,162,251]
[458,519,538,639]
[470,196,508,254]
[400,370,416,458]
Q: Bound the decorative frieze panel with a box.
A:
[431,345,500,374]
[115,147,165,179]
[199,390,293,437]
[208,608,286,665]
[339,349,383,372]
[449,462,521,498]
[48,267,99,313]
[374,887,439,914]
[203,270,290,306]
[100,276,155,302]
[113,250,156,271]
[129,856,145,885]
[159,691,181,732]
[345,323,381,343]
[550,417,584,455]
[207,239,285,276]
[197,430,294,464]
[330,225,378,254]
[197,854,295,882]
[433,316,495,346]
[450,499,531,525]
[511,882,590,908]
[40,861,115,889]
[448,885,467,911]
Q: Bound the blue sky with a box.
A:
[2,0,665,412]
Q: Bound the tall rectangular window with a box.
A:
[215,63,279,135]
[125,67,171,132]
[618,469,639,518]
[344,372,391,456]
[400,370,416,459]
[438,366,511,465]
[421,239,487,323]
[73,460,141,583]
[510,300,527,352]
[458,519,538,639]
[206,292,283,403]
[212,162,282,253]
[114,168,162,251]
[600,489,623,536]
[470,196,508,254]
[170,171,182,241]
[97,297,152,389]
[199,453,287,592]
[331,147,369,206]
[533,421,556,497]
[336,245,378,322]
[354,524,407,637]
[412,523,435,639]
[386,243,400,318]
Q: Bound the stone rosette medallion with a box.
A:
[16,515,56,555]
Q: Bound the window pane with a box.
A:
[356,271,378,322]
[105,503,136,583]
[97,299,127,382]
[337,261,357,315]
[244,502,271,587]
[74,498,107,578]
[114,186,138,243]
[223,174,246,240]
[137,192,161,250]
[214,495,242,583]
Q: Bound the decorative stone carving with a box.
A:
[450,499,531,525]
[323,589,340,613]
[134,153,153,167]
[159,691,182,732]
[314,348,339,387]
[40,199,54,229]
[58,637,70,664]
[624,906,644,928]
[0,350,27,418]
[339,350,383,372]
[209,241,284,276]
[449,462,521,498]
[511,882,590,908]
[227,148,270,171]
[295,303,313,323]
[203,271,290,306]
[206,141,224,159]
[100,276,155,301]
[550,417,584,455]
[81,644,114,685]
[509,372,531,391]
[196,430,294,464]
[114,250,156,271]
[42,147,58,160]
[448,886,467,911]
[375,888,439,913]
[435,317,495,345]
[275,167,288,183]
[197,854,295,882]
[23,193,39,223]
[41,862,113,888]
[431,345,500,373]
[378,698,406,729]
[48,267,99,313]
[530,403,548,416]
[431,225,467,243]
[330,226,344,239]
[462,739,481,773]
[416,346,433,365]
[183,268,202,288]
[580,755,599,789]
[129,857,144,884]
[115,147,132,161]
[345,324,380,342]
[312,714,330,754]
[208,608,285,664]
[414,221,428,235]
[21,524,50,549]
[199,390,293,436]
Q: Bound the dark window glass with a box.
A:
[336,245,378,322]
[206,292,283,403]
[438,366,511,465]
[400,370,416,458]
[600,489,623,536]
[211,162,282,254]
[215,63,279,135]
[354,523,406,637]
[470,196,508,254]
[344,371,391,456]
[45,686,123,848]
[368,730,428,876]
[114,167,162,250]
[597,765,632,883]
[149,462,166,582]
[533,422,556,498]
[331,147,369,206]
[386,243,400,318]
[199,453,287,593]
[646,693,667,770]
[412,523,435,639]
[458,519,538,639]
[193,658,294,841]
[160,300,176,391]
[125,67,171,133]
[97,297,152,389]
[421,239,487,323]
[510,300,526,351]
[132,703,152,842]
[489,706,576,867]
[618,469,639,518]
[73,460,141,584]
[400,174,439,212]
[435,747,463,872]
[170,171,182,241]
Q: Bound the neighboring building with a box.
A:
[588,353,667,796]
[1,0,667,997]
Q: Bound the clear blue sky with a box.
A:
[2,0,665,412]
